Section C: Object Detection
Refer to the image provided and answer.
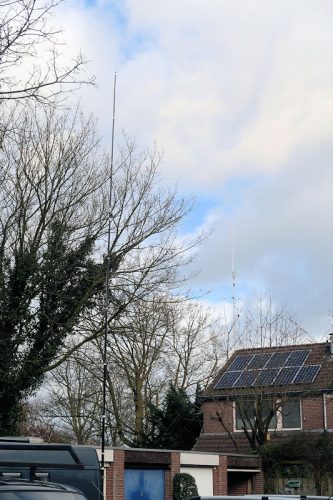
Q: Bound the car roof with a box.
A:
[0,479,82,493]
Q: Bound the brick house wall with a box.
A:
[302,395,324,429]
[203,393,333,440]
[203,400,233,433]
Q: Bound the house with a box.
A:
[194,341,333,455]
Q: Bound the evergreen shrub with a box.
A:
[173,472,198,500]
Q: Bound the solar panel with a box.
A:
[254,368,279,386]
[228,355,253,371]
[215,348,317,391]
[285,350,309,367]
[215,370,241,389]
[294,364,321,384]
[248,353,272,369]
[274,366,300,385]
[266,351,290,368]
[233,370,258,388]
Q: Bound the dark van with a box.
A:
[0,479,88,499]
[0,438,102,500]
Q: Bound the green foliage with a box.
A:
[280,465,308,478]
[0,219,105,434]
[144,384,202,450]
[259,432,333,494]
[173,472,198,500]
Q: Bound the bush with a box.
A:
[173,472,198,500]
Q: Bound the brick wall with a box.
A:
[212,455,228,495]
[302,395,324,430]
[165,452,180,499]
[228,472,249,495]
[227,471,263,495]
[255,470,264,494]
[204,401,234,433]
[105,465,113,500]
[112,449,125,500]
[103,448,262,500]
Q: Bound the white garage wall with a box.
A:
[180,466,213,496]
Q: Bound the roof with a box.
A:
[193,432,251,454]
[204,342,333,398]
[193,430,308,454]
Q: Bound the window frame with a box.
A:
[233,399,278,432]
[279,398,302,430]
[233,397,302,432]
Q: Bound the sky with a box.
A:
[56,0,333,339]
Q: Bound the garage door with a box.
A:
[180,466,213,496]
[124,469,165,500]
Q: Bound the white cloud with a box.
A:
[54,0,333,337]
[58,0,333,181]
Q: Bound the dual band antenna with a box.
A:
[101,72,117,483]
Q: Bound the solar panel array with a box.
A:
[215,350,321,389]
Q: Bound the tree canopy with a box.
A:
[0,0,92,105]
[0,108,194,434]
[260,432,333,495]
[145,384,202,450]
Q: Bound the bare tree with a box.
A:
[230,295,314,350]
[69,298,175,447]
[43,350,101,444]
[0,0,92,105]
[40,299,220,447]
[165,301,222,391]
[40,343,133,446]
[0,108,194,434]
[104,299,171,446]
[19,399,75,443]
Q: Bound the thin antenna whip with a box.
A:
[231,224,236,315]
[227,224,237,359]
[101,72,117,483]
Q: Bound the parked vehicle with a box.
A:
[0,479,88,499]
[0,438,102,500]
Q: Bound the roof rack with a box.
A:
[0,437,44,444]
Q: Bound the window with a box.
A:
[235,399,277,431]
[236,400,255,430]
[234,397,301,432]
[261,402,277,430]
[282,399,301,429]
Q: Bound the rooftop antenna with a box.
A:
[231,224,236,318]
[226,224,237,360]
[101,72,117,484]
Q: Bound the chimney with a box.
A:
[329,333,333,355]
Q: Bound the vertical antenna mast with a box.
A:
[101,72,117,484]
[231,224,236,312]
[227,224,237,359]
